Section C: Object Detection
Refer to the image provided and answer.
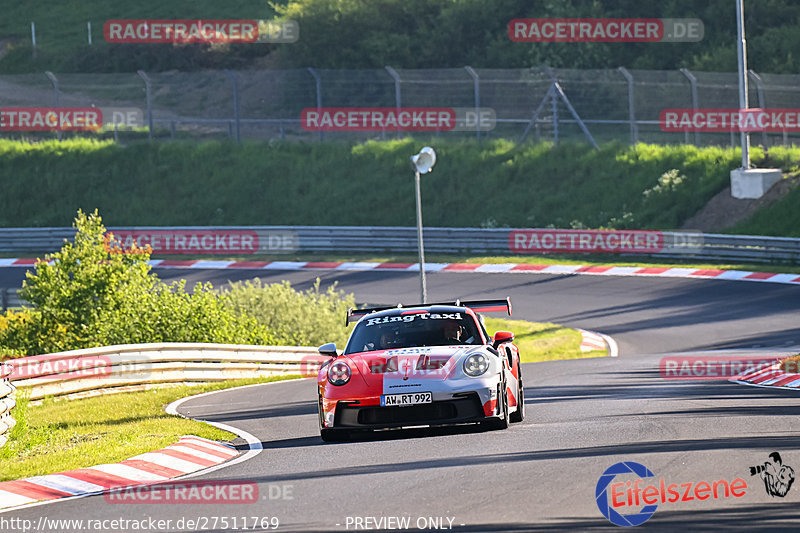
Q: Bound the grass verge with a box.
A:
[0,375,298,482]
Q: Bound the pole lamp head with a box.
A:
[411,147,436,174]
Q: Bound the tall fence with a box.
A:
[1,67,799,146]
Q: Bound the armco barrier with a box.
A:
[1,288,23,311]
[0,364,16,449]
[0,226,798,263]
[6,343,327,400]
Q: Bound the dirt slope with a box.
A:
[682,173,797,232]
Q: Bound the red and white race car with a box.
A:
[316,298,524,441]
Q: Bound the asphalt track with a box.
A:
[2,267,800,531]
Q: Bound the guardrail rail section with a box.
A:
[0,363,16,449]
[0,226,798,264]
[8,343,327,400]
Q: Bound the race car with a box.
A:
[316,298,524,441]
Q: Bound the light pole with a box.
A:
[736,0,750,169]
[410,147,436,304]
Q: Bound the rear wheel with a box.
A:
[510,363,525,423]
[510,376,525,423]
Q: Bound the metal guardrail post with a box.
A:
[307,67,323,142]
[0,363,15,450]
[680,68,700,145]
[465,66,481,141]
[748,70,769,148]
[44,71,62,142]
[618,67,638,145]
[137,70,154,140]
[224,70,241,143]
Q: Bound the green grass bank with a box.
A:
[1,138,798,233]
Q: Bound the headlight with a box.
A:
[328,361,352,385]
[463,353,489,377]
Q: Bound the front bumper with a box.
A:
[334,392,488,429]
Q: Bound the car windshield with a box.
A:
[344,311,481,354]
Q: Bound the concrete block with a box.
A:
[730,168,782,199]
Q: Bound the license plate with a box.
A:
[381,392,432,407]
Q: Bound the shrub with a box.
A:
[223,278,355,348]
[0,210,274,357]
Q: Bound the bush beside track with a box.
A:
[1,138,799,233]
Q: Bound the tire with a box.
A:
[320,428,349,442]
[318,394,349,442]
[483,379,509,430]
[510,376,525,423]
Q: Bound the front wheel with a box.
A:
[483,380,509,430]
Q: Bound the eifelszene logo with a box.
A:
[596,461,748,527]
[750,452,795,498]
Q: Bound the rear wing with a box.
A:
[345,297,512,325]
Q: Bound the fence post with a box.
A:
[224,70,241,143]
[44,71,62,142]
[137,70,154,140]
[748,70,769,148]
[551,86,559,146]
[385,66,402,109]
[385,66,402,139]
[30,22,37,59]
[87,21,92,45]
[519,83,554,143]
[307,67,323,142]
[464,66,481,141]
[618,67,638,145]
[553,82,599,149]
[679,68,700,145]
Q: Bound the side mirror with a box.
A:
[318,343,338,357]
[492,331,515,349]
